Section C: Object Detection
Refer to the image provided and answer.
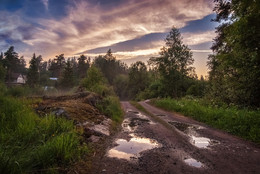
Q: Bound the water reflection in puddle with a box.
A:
[126,109,139,114]
[168,121,217,149]
[191,136,210,148]
[184,158,203,168]
[107,134,160,160]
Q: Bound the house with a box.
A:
[17,74,26,84]
[6,73,27,86]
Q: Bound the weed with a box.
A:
[97,96,123,123]
[0,95,88,173]
[152,98,260,143]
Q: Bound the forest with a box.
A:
[0,0,259,173]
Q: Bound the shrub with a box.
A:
[97,96,123,122]
[0,96,87,173]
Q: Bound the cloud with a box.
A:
[42,0,49,10]
[182,30,216,46]
[0,0,213,59]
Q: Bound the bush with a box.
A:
[82,66,123,122]
[97,96,123,122]
[152,98,260,143]
[0,96,87,173]
[5,86,45,97]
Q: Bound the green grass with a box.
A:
[152,98,260,143]
[130,101,149,115]
[97,96,123,123]
[0,95,88,173]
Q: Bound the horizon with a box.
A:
[0,0,218,77]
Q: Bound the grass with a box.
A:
[151,97,260,144]
[97,96,123,123]
[0,95,88,173]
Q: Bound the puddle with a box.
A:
[126,109,139,114]
[136,113,149,119]
[129,117,150,127]
[184,158,203,168]
[168,121,191,132]
[168,121,217,149]
[107,134,160,160]
[190,136,210,148]
[122,118,136,132]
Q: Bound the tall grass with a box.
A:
[97,96,123,123]
[152,98,260,143]
[81,66,123,123]
[0,95,87,173]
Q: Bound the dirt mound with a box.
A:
[35,91,112,142]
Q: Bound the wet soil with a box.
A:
[88,101,260,174]
[35,92,114,143]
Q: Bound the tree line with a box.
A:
[0,0,258,108]
[207,0,259,107]
[0,27,205,100]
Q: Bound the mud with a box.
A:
[86,101,260,174]
[35,91,112,143]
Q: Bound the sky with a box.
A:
[0,0,218,77]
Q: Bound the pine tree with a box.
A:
[149,27,195,97]
[77,54,90,79]
[27,53,39,87]
[3,46,20,82]
[60,60,74,89]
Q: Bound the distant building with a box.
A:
[49,77,58,81]
[5,73,27,86]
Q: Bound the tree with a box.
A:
[60,60,75,89]
[3,46,20,82]
[77,54,90,79]
[105,49,116,60]
[128,61,149,98]
[0,52,3,61]
[94,50,128,84]
[208,0,260,107]
[17,56,27,75]
[49,54,65,78]
[149,27,195,97]
[113,74,129,99]
[0,63,6,83]
[82,66,105,89]
[27,54,40,87]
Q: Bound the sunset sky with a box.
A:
[0,0,218,77]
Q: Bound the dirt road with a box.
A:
[90,101,260,174]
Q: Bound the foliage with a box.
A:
[27,53,41,87]
[77,55,90,79]
[93,49,128,85]
[82,66,123,122]
[81,66,108,95]
[60,60,75,89]
[128,61,149,99]
[1,46,26,82]
[49,54,66,79]
[97,96,123,123]
[186,76,207,97]
[152,98,260,143]
[113,74,129,99]
[149,27,195,98]
[0,63,6,83]
[0,95,87,173]
[208,0,260,107]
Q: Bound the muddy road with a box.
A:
[90,101,260,174]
